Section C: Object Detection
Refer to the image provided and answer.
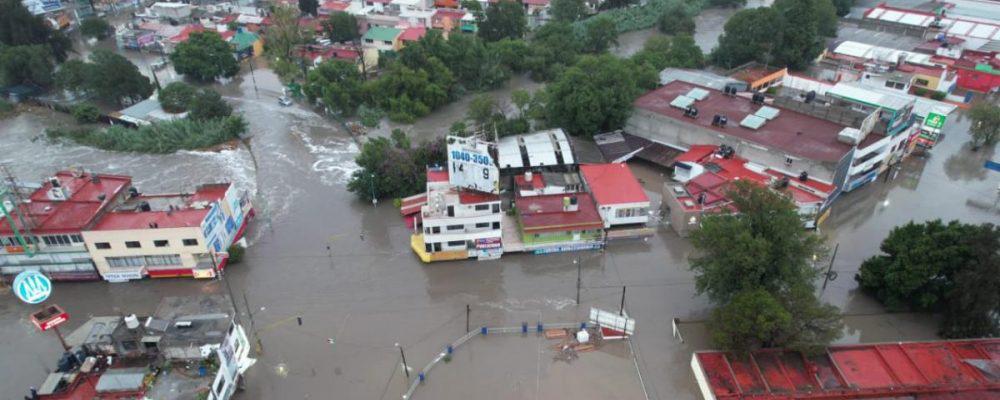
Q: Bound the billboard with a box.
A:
[447,136,499,194]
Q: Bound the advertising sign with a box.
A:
[589,307,635,340]
[13,270,52,304]
[924,112,947,130]
[447,136,499,194]
[475,237,502,249]
[31,305,69,332]
[102,270,144,283]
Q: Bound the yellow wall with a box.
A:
[913,73,941,90]
[82,227,209,278]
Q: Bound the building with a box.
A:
[82,183,253,281]
[826,41,959,94]
[497,128,577,175]
[399,26,427,46]
[729,63,787,91]
[110,97,185,126]
[0,171,132,281]
[150,2,193,20]
[578,163,650,229]
[514,192,604,254]
[662,145,834,236]
[410,167,503,262]
[626,81,893,196]
[691,338,1000,400]
[362,26,402,51]
[34,295,255,400]
[230,30,263,59]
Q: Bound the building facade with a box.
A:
[578,163,650,229]
[411,168,503,262]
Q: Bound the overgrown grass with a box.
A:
[575,0,706,33]
[0,99,14,117]
[46,116,247,153]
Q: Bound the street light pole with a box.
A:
[575,258,581,305]
[395,342,410,379]
[370,173,377,207]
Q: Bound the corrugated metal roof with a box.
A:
[828,82,913,112]
[95,368,147,392]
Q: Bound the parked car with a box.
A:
[151,60,169,71]
[278,96,293,106]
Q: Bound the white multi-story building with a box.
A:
[412,168,503,262]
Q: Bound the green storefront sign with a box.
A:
[924,112,947,130]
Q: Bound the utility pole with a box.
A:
[575,258,581,305]
[213,253,241,325]
[465,304,470,333]
[821,243,839,296]
[619,286,626,316]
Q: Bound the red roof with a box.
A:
[91,184,229,231]
[694,339,1000,400]
[458,191,500,204]
[427,168,449,183]
[320,0,350,11]
[515,193,604,233]
[674,144,717,163]
[515,173,546,191]
[399,27,427,42]
[634,81,867,163]
[0,171,131,235]
[168,24,204,43]
[579,163,649,206]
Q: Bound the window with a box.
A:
[492,222,500,230]
[475,222,490,228]
[107,256,145,268]
[144,254,181,266]
[447,206,454,217]
[447,240,465,247]
[915,78,930,86]
[182,238,199,246]
[95,242,111,250]
[125,241,141,249]
[492,204,500,213]
[365,38,374,44]
[431,226,441,234]
[475,204,490,211]
[785,156,795,166]
[446,224,464,231]
[70,234,83,243]
[154,240,169,247]
[383,40,392,45]
[884,81,906,90]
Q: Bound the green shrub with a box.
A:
[0,98,14,116]
[358,104,384,128]
[71,103,101,123]
[47,116,247,153]
[576,0,705,33]
[226,244,244,264]
[80,18,112,40]
[188,90,232,121]
[913,87,928,96]
[930,91,947,101]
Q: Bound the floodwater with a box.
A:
[2,25,999,400]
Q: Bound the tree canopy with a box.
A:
[0,0,72,62]
[0,44,55,87]
[299,0,319,16]
[583,15,619,53]
[856,220,1000,338]
[159,82,197,113]
[265,6,311,60]
[55,50,153,105]
[658,3,696,35]
[478,0,527,42]
[631,34,703,70]
[691,181,841,354]
[347,133,447,201]
[304,60,364,115]
[324,12,359,43]
[187,89,233,121]
[712,0,837,70]
[543,54,656,137]
[170,31,240,81]
[968,101,1000,148]
[550,0,587,22]
[80,18,112,40]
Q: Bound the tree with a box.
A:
[692,182,841,354]
[0,45,55,87]
[479,0,527,42]
[80,18,112,40]
[543,54,656,137]
[709,0,747,6]
[304,60,364,115]
[659,4,696,35]
[0,0,72,62]
[188,89,233,121]
[690,181,825,302]
[968,101,1000,148]
[711,7,785,69]
[856,220,973,311]
[71,102,101,123]
[857,221,1000,338]
[461,0,484,18]
[324,12,359,43]
[665,35,704,68]
[347,133,447,201]
[159,82,197,113]
[88,50,153,105]
[449,121,468,136]
[511,89,531,116]
[941,224,1000,338]
[709,289,792,355]
[525,22,581,81]
[299,0,319,16]
[583,14,618,53]
[833,0,854,16]
[711,0,834,71]
[54,59,87,90]
[550,0,587,22]
[600,0,636,10]
[265,6,310,59]
[468,94,498,130]
[171,31,240,81]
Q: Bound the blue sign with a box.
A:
[12,271,52,304]
[985,160,1000,173]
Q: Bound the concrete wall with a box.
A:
[661,183,699,237]
[82,227,209,280]
[625,109,839,182]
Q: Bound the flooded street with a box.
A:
[2,13,999,400]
